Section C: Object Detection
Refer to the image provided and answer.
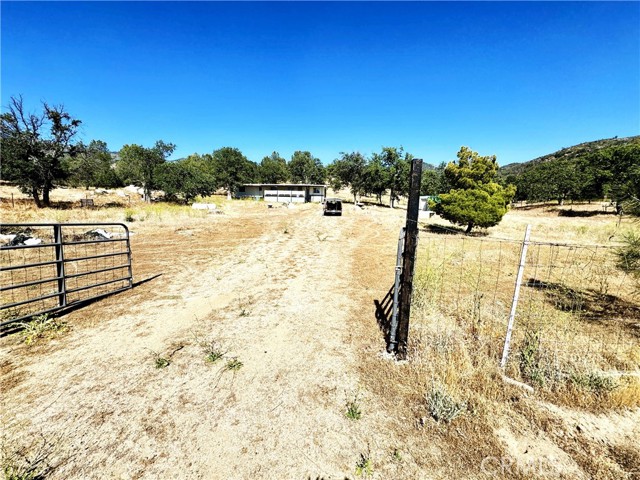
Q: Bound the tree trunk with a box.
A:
[42,188,51,208]
[353,193,357,205]
[32,187,42,208]
[466,222,474,234]
[144,184,151,203]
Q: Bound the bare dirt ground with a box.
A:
[1,187,639,479]
[1,200,415,479]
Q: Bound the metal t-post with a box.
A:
[396,158,423,360]
[500,224,532,369]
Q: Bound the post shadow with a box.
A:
[373,284,395,348]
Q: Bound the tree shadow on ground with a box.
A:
[526,278,640,338]
[557,209,616,217]
[423,224,489,237]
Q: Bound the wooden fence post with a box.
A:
[396,158,423,360]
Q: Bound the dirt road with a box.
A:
[1,203,411,479]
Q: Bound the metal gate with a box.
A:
[1,223,133,327]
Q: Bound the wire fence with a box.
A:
[414,228,639,385]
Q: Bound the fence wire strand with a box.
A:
[416,231,640,383]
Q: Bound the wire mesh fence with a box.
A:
[414,229,639,386]
[1,223,133,326]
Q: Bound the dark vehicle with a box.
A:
[323,198,342,216]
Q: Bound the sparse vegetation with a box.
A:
[616,230,640,292]
[345,392,362,420]
[124,208,135,222]
[225,358,243,371]
[354,452,373,478]
[425,384,467,423]
[569,371,618,394]
[1,434,57,480]
[154,356,170,369]
[518,329,546,386]
[18,314,67,346]
[148,349,171,369]
[204,343,225,364]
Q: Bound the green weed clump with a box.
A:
[225,358,243,371]
[203,341,225,364]
[569,371,618,394]
[19,314,67,346]
[518,329,547,386]
[425,384,467,423]
[124,208,135,222]
[345,392,362,420]
[355,452,373,478]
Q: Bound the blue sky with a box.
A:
[2,1,639,166]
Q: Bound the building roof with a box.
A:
[242,183,326,188]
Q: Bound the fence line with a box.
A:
[415,228,639,385]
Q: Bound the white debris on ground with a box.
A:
[86,229,113,240]
[191,203,217,211]
[123,185,145,197]
[0,234,17,245]
[1,233,42,247]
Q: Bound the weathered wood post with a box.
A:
[396,158,423,360]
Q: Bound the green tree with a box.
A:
[156,154,216,203]
[520,159,582,205]
[210,147,257,199]
[435,146,516,233]
[379,146,411,208]
[421,163,448,196]
[590,143,640,213]
[259,152,289,183]
[362,153,389,205]
[116,140,175,202]
[327,152,367,203]
[1,95,81,207]
[289,151,325,184]
[70,140,120,189]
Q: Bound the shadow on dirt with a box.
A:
[374,284,394,348]
[557,209,616,217]
[422,224,489,237]
[526,278,640,338]
[0,275,162,338]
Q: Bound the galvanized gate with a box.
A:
[1,223,133,326]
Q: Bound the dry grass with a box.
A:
[2,185,639,479]
[352,201,639,479]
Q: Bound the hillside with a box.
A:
[500,135,640,177]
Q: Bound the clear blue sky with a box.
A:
[2,1,639,166]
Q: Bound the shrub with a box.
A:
[425,385,467,423]
[18,314,67,346]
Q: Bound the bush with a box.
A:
[425,384,467,423]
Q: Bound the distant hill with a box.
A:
[500,135,640,177]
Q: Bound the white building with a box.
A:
[236,184,327,203]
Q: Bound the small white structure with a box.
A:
[236,184,327,203]
[419,196,437,218]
